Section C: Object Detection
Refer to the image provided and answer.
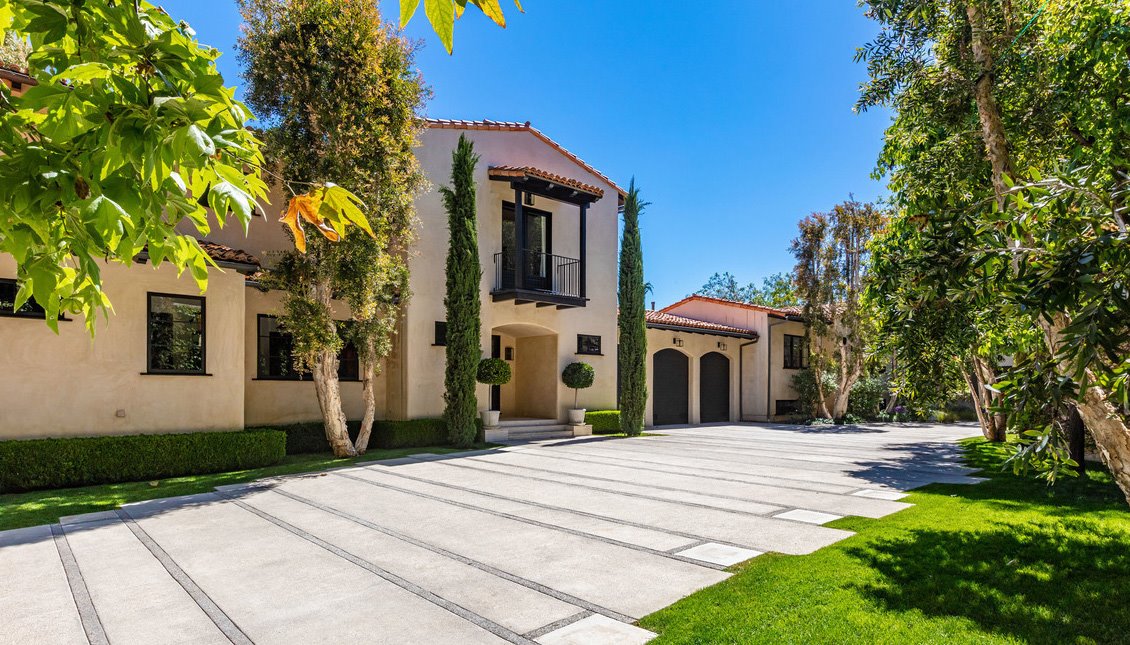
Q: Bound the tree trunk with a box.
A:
[966,2,1015,208]
[813,364,832,419]
[354,340,378,455]
[964,357,1006,441]
[1065,404,1086,475]
[310,279,355,458]
[1077,384,1130,504]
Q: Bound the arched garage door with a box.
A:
[653,349,689,425]
[699,352,730,423]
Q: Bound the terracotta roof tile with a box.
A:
[196,239,261,268]
[645,310,759,339]
[423,118,625,200]
[489,165,604,198]
[661,294,804,319]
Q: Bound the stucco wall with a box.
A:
[0,257,245,440]
[404,127,620,421]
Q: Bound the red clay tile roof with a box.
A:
[424,118,626,200]
[489,165,604,198]
[646,310,759,339]
[196,240,261,269]
[661,294,804,319]
[0,65,35,87]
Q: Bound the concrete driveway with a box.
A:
[1,423,983,644]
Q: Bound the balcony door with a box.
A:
[502,202,552,291]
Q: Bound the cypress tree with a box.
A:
[441,135,482,447]
[618,179,648,436]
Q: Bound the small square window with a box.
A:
[776,400,801,416]
[434,321,447,346]
[504,346,514,361]
[0,279,48,318]
[577,334,602,356]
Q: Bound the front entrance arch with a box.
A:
[491,323,558,420]
[653,349,689,425]
[699,352,730,423]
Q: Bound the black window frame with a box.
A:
[783,334,807,370]
[576,333,602,356]
[0,278,67,320]
[433,321,447,346]
[146,292,207,376]
[776,399,801,416]
[254,314,360,382]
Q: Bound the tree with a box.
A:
[618,180,648,436]
[0,1,366,332]
[791,200,884,421]
[441,135,482,448]
[398,0,523,53]
[696,271,799,308]
[858,0,1130,499]
[238,0,426,457]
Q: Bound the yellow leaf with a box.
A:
[470,0,505,27]
[280,197,308,253]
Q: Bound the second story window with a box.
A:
[147,293,205,374]
[783,334,807,370]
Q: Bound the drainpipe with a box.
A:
[738,338,758,421]
[766,317,787,421]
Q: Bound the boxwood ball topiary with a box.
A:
[477,357,512,386]
[562,362,595,390]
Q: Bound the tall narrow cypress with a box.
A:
[618,179,648,436]
[441,135,482,447]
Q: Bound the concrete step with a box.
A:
[503,424,574,442]
[498,418,562,428]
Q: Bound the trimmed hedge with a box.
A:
[269,418,453,454]
[0,429,286,493]
[586,410,621,434]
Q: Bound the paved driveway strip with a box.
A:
[0,423,983,644]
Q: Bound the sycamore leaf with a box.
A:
[185,124,216,157]
[399,0,421,27]
[322,183,374,237]
[470,0,505,27]
[513,0,523,11]
[52,62,112,84]
[280,196,309,253]
[425,0,455,54]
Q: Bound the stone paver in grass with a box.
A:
[0,423,985,644]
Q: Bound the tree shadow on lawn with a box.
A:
[846,517,1130,643]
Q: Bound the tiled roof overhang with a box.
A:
[645,310,759,340]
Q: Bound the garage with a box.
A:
[653,348,690,425]
[699,351,730,422]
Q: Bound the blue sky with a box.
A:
[162,1,890,308]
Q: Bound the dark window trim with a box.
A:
[782,333,807,370]
[502,201,554,256]
[433,320,448,346]
[254,313,361,382]
[145,291,207,376]
[0,278,70,320]
[576,333,603,356]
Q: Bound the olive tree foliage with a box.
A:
[0,1,368,333]
[238,0,426,457]
[441,135,481,449]
[398,0,523,53]
[858,0,1130,497]
[696,271,800,308]
[791,200,884,421]
[618,180,648,437]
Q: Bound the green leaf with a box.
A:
[424,0,455,53]
[321,183,372,237]
[400,0,420,27]
[52,62,112,84]
[184,124,216,157]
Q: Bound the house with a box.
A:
[644,295,807,425]
[0,86,624,440]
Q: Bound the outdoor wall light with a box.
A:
[673,337,684,347]
[717,342,728,351]
[524,192,535,206]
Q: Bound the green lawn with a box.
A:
[640,439,1130,644]
[0,445,490,531]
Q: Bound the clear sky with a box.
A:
[161,0,890,308]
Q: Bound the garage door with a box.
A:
[699,352,730,423]
[653,349,689,425]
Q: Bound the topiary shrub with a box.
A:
[586,410,621,434]
[0,430,286,493]
[263,418,455,453]
[477,357,512,386]
[562,361,595,409]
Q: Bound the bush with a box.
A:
[586,410,621,434]
[476,358,511,385]
[562,361,595,389]
[265,418,454,454]
[792,369,837,417]
[849,375,888,419]
[0,430,286,493]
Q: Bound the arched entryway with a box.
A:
[491,323,558,420]
[699,352,730,423]
[653,348,689,425]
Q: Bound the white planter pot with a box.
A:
[481,410,501,428]
[567,408,587,425]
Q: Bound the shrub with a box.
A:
[265,418,454,453]
[849,375,888,419]
[586,410,621,434]
[792,368,837,417]
[562,361,595,408]
[476,358,511,385]
[0,430,286,493]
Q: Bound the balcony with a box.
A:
[492,250,587,308]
